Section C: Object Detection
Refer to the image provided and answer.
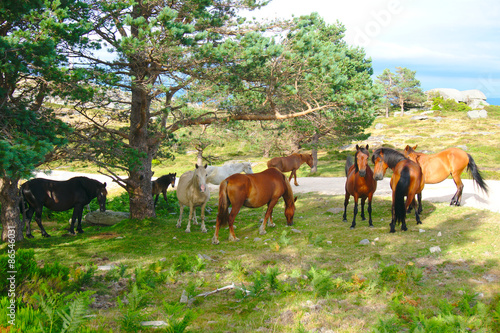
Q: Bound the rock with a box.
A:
[97,265,115,271]
[254,237,262,242]
[141,321,167,327]
[467,110,488,119]
[85,211,129,226]
[374,123,386,129]
[430,246,441,253]
[419,229,426,233]
[291,229,302,234]
[411,115,428,121]
[359,239,370,245]
[437,232,442,237]
[327,208,343,214]
[180,290,188,303]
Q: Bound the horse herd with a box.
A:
[18,147,488,243]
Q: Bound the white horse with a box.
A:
[206,161,253,185]
[176,164,210,233]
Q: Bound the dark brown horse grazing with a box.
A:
[212,168,297,244]
[343,145,377,229]
[20,177,107,238]
[152,173,176,206]
[267,153,313,186]
[404,145,488,210]
[372,148,425,233]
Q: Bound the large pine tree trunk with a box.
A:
[128,85,156,219]
[0,177,24,242]
[310,133,319,173]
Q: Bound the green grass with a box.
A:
[5,191,500,332]
[3,105,500,332]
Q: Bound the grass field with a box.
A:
[1,106,500,332]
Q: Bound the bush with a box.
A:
[431,96,471,112]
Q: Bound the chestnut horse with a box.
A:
[372,148,425,233]
[267,153,313,186]
[343,145,377,229]
[212,168,297,244]
[404,145,488,210]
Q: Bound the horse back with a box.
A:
[22,178,92,212]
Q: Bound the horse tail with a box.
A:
[394,167,410,225]
[345,155,354,177]
[217,180,230,227]
[466,154,489,194]
[19,183,28,228]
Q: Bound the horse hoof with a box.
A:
[350,226,355,230]
[389,230,395,233]
[212,238,220,245]
[43,233,51,238]
[342,219,348,222]
[259,229,267,235]
[185,229,191,233]
[201,228,207,233]
[77,229,84,234]
[369,225,374,228]
[27,234,34,239]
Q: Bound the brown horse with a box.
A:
[267,153,313,186]
[343,145,377,229]
[152,173,176,206]
[404,145,488,210]
[372,148,425,233]
[212,168,297,244]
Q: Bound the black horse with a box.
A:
[20,177,107,238]
[152,173,176,206]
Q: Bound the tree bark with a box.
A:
[128,83,156,219]
[0,177,24,242]
[310,132,319,173]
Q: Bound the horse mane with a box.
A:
[372,148,406,168]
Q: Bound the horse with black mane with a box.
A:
[20,176,107,238]
[372,148,424,233]
[152,173,176,206]
[343,145,377,229]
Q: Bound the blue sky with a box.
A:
[246,0,500,99]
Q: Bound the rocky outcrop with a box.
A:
[427,88,489,108]
[85,211,129,226]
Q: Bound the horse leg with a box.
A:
[259,198,279,235]
[228,205,242,242]
[292,169,299,186]
[417,192,423,214]
[76,206,85,233]
[25,207,35,239]
[390,196,396,233]
[176,204,184,229]
[450,173,464,206]
[154,194,159,206]
[162,190,168,204]
[34,209,50,237]
[413,199,422,225]
[200,202,207,233]
[367,195,374,227]
[360,197,366,221]
[185,205,195,233]
[342,192,350,222]
[350,198,359,229]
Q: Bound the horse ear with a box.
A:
[103,182,107,187]
[413,145,418,150]
[404,145,410,151]
[195,164,199,169]
[204,164,208,169]
[294,196,298,202]
[365,144,369,150]
[356,144,360,150]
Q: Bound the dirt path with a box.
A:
[33,171,499,213]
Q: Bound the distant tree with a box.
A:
[376,67,425,116]
[0,0,89,241]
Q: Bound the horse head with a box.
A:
[97,182,108,212]
[194,164,208,192]
[170,173,177,188]
[371,149,388,181]
[403,145,418,163]
[243,162,254,174]
[304,154,314,168]
[355,144,370,178]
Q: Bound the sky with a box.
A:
[244,0,500,99]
